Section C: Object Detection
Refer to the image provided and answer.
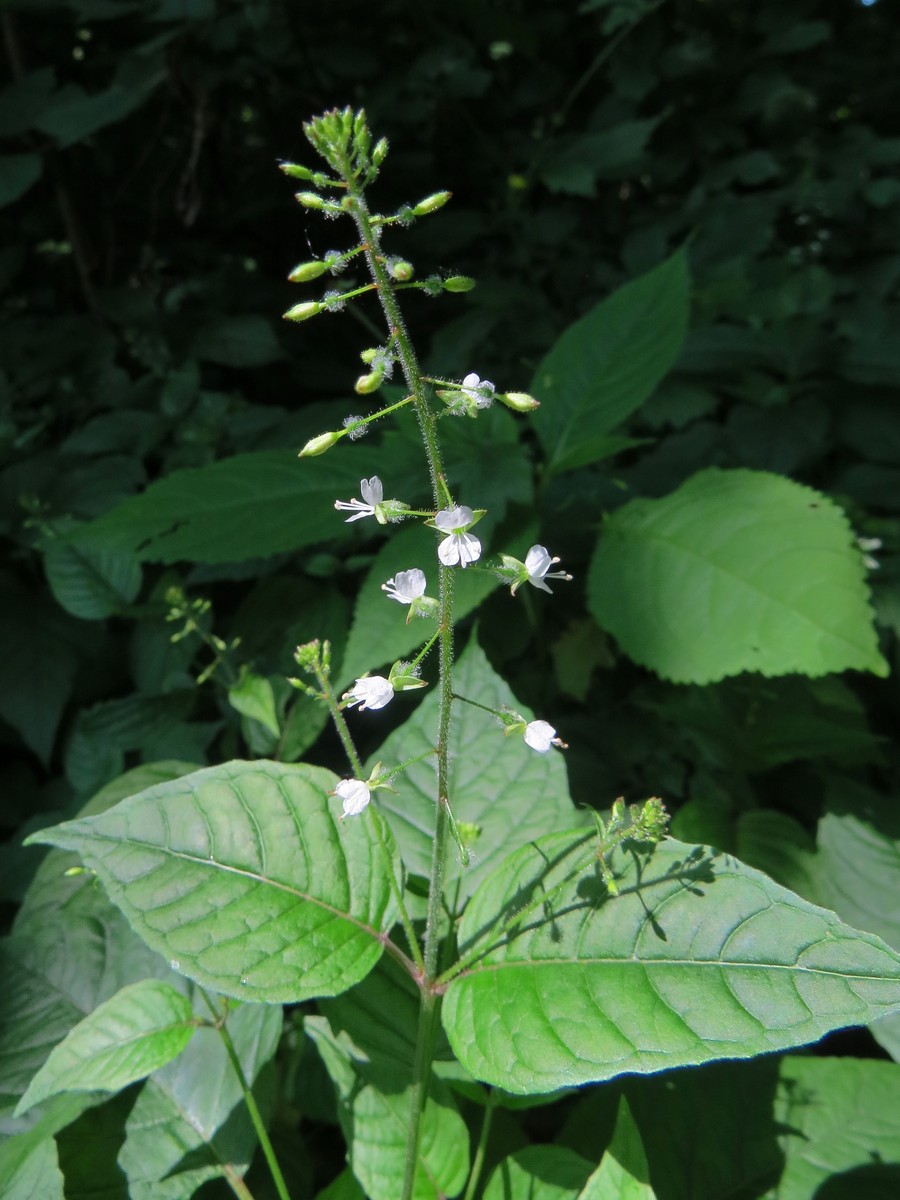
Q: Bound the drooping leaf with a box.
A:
[531,251,689,475]
[482,1146,593,1200]
[588,468,888,683]
[26,761,399,1003]
[192,315,284,367]
[370,640,585,904]
[15,981,196,1117]
[441,832,900,1094]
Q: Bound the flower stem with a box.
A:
[343,161,456,1200]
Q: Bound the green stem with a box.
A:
[344,163,456,1200]
[205,996,292,1200]
[224,1165,258,1200]
[462,1088,498,1200]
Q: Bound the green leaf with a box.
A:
[588,468,888,683]
[441,832,900,1094]
[531,251,689,475]
[774,1057,900,1198]
[483,1146,593,1200]
[71,450,381,564]
[540,120,661,195]
[119,1001,281,1200]
[36,83,156,147]
[192,315,284,367]
[1,1135,63,1200]
[15,981,195,1117]
[0,154,42,208]
[339,524,498,686]
[580,1097,656,1200]
[42,534,142,620]
[318,958,470,1200]
[26,761,399,1003]
[370,640,586,903]
[228,671,280,738]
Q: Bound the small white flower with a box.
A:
[344,676,394,711]
[524,720,564,754]
[523,545,573,595]
[460,372,495,410]
[335,476,383,522]
[435,505,482,568]
[382,568,427,604]
[335,778,371,818]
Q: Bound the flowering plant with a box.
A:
[16,108,900,1200]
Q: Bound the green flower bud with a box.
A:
[288,260,327,283]
[284,300,323,322]
[372,137,389,167]
[279,162,314,180]
[354,370,383,395]
[498,391,540,412]
[388,259,414,282]
[298,430,341,457]
[360,347,379,364]
[294,191,327,209]
[411,191,452,216]
[443,275,476,293]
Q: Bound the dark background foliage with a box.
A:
[2,0,899,1166]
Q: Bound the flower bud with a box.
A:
[388,259,414,282]
[279,162,314,180]
[372,137,389,167]
[411,191,452,216]
[498,391,540,412]
[283,301,323,322]
[288,260,327,283]
[354,370,383,395]
[443,275,476,293]
[388,661,428,692]
[294,191,328,209]
[360,347,379,364]
[298,430,341,458]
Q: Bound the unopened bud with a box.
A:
[284,301,323,322]
[360,347,379,364]
[294,191,328,209]
[443,275,476,293]
[279,162,315,181]
[288,260,327,283]
[298,430,341,458]
[372,137,389,167]
[411,191,452,217]
[354,370,383,395]
[499,391,540,412]
[388,259,414,282]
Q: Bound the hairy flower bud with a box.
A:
[288,260,327,283]
[411,191,452,216]
[498,391,540,412]
[294,191,328,209]
[279,162,315,181]
[284,301,323,322]
[372,137,389,167]
[298,430,341,457]
[443,275,476,293]
[388,258,414,282]
[354,370,383,395]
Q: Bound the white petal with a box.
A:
[336,779,371,817]
[524,720,556,753]
[462,373,480,388]
[525,545,551,577]
[359,476,383,506]
[438,535,461,566]
[456,532,482,566]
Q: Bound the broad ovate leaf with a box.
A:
[26,761,400,1003]
[441,832,900,1094]
[15,981,195,1117]
[588,468,888,683]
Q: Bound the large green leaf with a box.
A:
[26,761,399,1003]
[370,640,585,903]
[119,1001,282,1200]
[441,832,900,1094]
[192,315,284,367]
[588,468,888,683]
[531,251,689,475]
[69,450,382,564]
[15,981,196,1117]
[42,534,142,620]
[773,1057,900,1199]
[2,1134,63,1200]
